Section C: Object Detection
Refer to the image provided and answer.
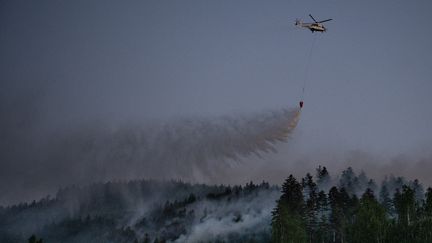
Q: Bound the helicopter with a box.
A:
[295,14,333,32]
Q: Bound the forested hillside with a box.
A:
[1,166,431,243]
[0,180,277,243]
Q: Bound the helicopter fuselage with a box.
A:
[295,15,332,33]
[301,23,326,32]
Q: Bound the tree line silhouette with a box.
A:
[272,166,432,243]
[1,167,431,242]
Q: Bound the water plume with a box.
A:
[50,107,302,181]
[0,107,301,205]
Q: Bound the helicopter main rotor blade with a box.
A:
[309,14,318,23]
[318,18,333,23]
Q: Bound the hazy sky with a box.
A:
[1,0,432,204]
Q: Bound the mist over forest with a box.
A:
[2,95,432,207]
[1,166,431,243]
[1,91,432,243]
[2,1,432,242]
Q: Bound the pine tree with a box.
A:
[349,188,388,243]
[367,179,378,194]
[303,173,319,242]
[316,166,331,191]
[280,175,305,211]
[339,167,358,195]
[394,185,416,226]
[391,185,419,242]
[379,184,393,216]
[357,171,369,193]
[411,179,424,202]
[418,187,432,242]
[272,175,307,243]
[425,187,432,216]
[316,190,330,242]
[328,186,353,242]
[272,201,305,243]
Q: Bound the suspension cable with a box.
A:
[301,34,318,100]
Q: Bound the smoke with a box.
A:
[0,107,300,205]
[0,179,279,242]
[174,189,278,242]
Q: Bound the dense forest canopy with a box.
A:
[1,166,431,243]
[0,179,277,243]
[271,166,432,243]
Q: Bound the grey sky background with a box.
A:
[1,0,432,204]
